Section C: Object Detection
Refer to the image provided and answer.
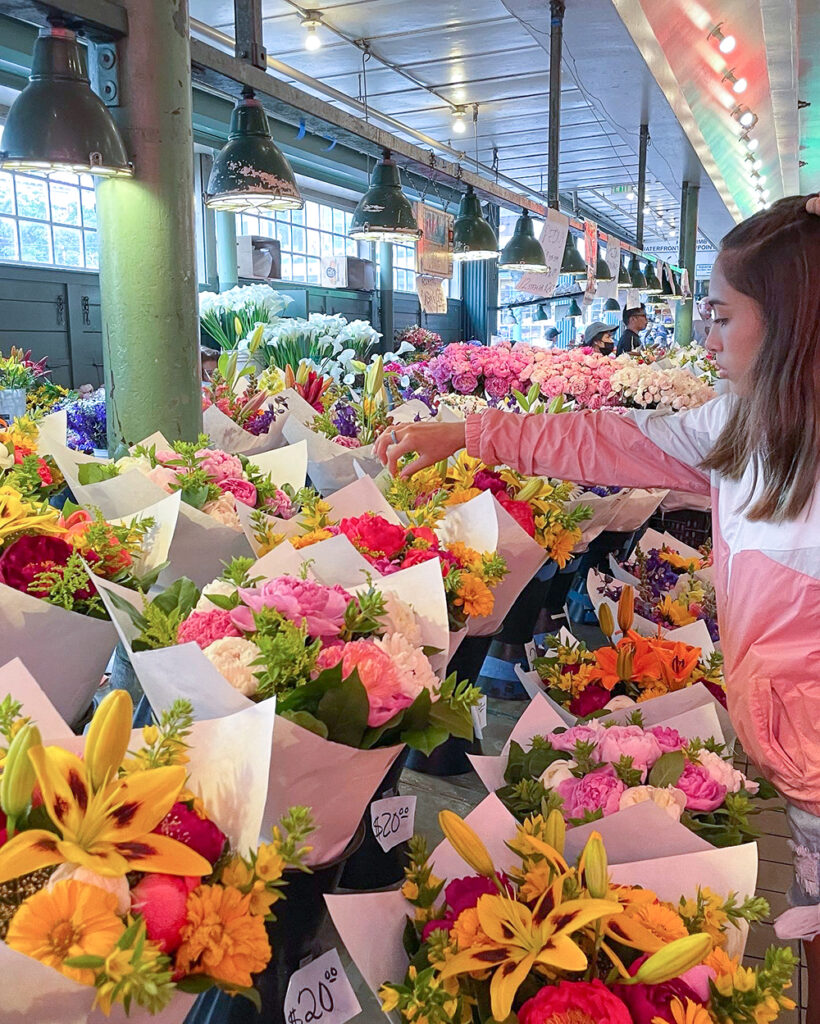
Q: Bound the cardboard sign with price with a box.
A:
[370,794,416,852]
[284,949,361,1024]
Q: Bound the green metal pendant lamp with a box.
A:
[628,254,648,290]
[603,297,621,312]
[643,259,664,295]
[618,255,632,286]
[566,298,583,318]
[452,185,499,261]
[499,209,546,271]
[0,21,131,177]
[349,149,422,245]
[535,303,550,321]
[595,251,613,281]
[560,232,587,278]
[205,87,303,212]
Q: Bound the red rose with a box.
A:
[154,801,227,865]
[339,513,408,559]
[130,873,200,953]
[0,534,95,600]
[496,493,536,537]
[519,980,632,1024]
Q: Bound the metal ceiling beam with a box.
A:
[233,0,266,70]
[0,0,126,39]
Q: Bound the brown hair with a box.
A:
[701,195,820,520]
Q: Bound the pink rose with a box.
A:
[232,576,350,639]
[154,801,227,865]
[219,477,257,507]
[177,609,242,649]
[675,761,727,812]
[557,767,627,819]
[421,875,508,940]
[153,448,179,465]
[196,448,243,483]
[146,465,178,493]
[648,726,687,754]
[594,725,663,780]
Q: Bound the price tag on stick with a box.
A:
[370,795,416,852]
[284,949,361,1024]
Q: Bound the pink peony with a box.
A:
[177,609,241,649]
[648,725,688,754]
[318,639,412,727]
[550,721,605,753]
[219,477,257,507]
[130,874,200,953]
[519,980,632,1024]
[265,488,295,519]
[594,725,664,780]
[422,875,503,940]
[153,801,227,865]
[557,767,626,819]
[675,761,727,812]
[615,959,706,1024]
[196,448,243,483]
[232,576,350,638]
[146,465,178,493]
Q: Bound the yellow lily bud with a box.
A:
[543,808,566,856]
[234,315,243,339]
[617,585,635,635]
[616,646,634,683]
[1,722,41,823]
[85,690,133,791]
[516,477,545,503]
[630,933,712,986]
[438,810,496,877]
[598,602,615,640]
[580,831,608,899]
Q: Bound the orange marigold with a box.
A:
[454,574,494,618]
[176,885,271,988]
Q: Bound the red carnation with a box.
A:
[339,513,408,559]
[496,493,536,537]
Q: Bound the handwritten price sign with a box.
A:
[370,795,416,852]
[284,949,360,1024]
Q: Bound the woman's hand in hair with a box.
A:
[374,420,467,477]
[806,196,820,216]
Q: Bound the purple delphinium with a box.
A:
[332,403,358,438]
[584,485,623,497]
[641,549,683,598]
[55,387,107,452]
[246,408,275,436]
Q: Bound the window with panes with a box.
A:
[0,126,99,270]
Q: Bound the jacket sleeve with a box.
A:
[463,399,731,493]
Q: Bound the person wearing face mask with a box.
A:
[615,304,648,355]
[581,320,614,355]
[376,196,820,1020]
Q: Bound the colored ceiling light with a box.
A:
[643,259,663,295]
[302,14,322,50]
[452,184,498,262]
[603,297,621,312]
[618,255,631,286]
[0,21,131,177]
[628,254,647,290]
[595,252,612,281]
[535,303,550,321]
[206,87,303,212]
[708,22,736,54]
[349,149,422,245]
[499,209,546,272]
[560,231,587,278]
[452,106,467,134]
[566,298,582,318]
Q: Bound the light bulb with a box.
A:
[303,17,322,50]
[758,173,767,184]
[752,158,762,170]
[627,189,636,201]
[452,107,467,134]
[719,34,736,53]
[644,205,651,214]
[739,109,755,127]
[746,137,759,151]
[668,226,676,236]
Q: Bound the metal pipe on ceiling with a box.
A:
[547,0,565,210]
[636,122,649,249]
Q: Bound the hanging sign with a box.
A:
[417,275,447,314]
[663,262,678,298]
[584,219,598,304]
[284,950,361,1024]
[598,237,620,301]
[370,795,416,852]
[515,208,569,297]
[680,269,692,299]
[414,203,453,278]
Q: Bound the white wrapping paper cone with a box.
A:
[202,400,288,454]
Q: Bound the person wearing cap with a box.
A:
[582,321,614,355]
[544,326,559,348]
[616,304,647,356]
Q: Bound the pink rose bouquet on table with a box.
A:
[497,710,775,845]
[609,360,715,410]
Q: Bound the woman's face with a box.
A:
[595,332,612,350]
[705,256,765,388]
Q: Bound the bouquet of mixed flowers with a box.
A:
[26,379,73,418]
[395,325,444,361]
[94,547,480,863]
[328,800,795,1024]
[665,343,721,387]
[53,387,108,453]
[0,416,64,502]
[0,347,49,393]
[609,360,715,411]
[199,283,293,350]
[0,664,309,1020]
[200,348,288,455]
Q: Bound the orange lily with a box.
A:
[0,746,211,882]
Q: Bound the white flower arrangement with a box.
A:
[609,362,715,410]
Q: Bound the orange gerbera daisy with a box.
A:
[454,574,494,618]
[6,880,124,985]
[175,885,271,988]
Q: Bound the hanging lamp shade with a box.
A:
[205,87,302,211]
[603,297,621,312]
[0,22,131,177]
[349,149,421,244]
[661,266,675,296]
[628,254,648,290]
[643,259,663,295]
[618,255,632,286]
[595,252,613,281]
[452,184,498,261]
[566,298,583,318]
[535,303,550,321]
[560,232,587,278]
[499,209,546,271]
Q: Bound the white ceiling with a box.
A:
[189,0,740,248]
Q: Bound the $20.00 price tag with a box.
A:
[370,794,416,852]
[284,949,361,1024]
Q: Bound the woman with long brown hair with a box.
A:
[377,195,820,1018]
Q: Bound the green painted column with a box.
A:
[95,0,202,448]
[216,211,238,290]
[379,242,394,350]
[675,181,700,345]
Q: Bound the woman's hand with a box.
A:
[374,420,467,477]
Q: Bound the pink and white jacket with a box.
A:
[466,397,820,814]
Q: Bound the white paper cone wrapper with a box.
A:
[660,490,713,513]
[604,488,668,533]
[566,491,621,551]
[203,400,288,454]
